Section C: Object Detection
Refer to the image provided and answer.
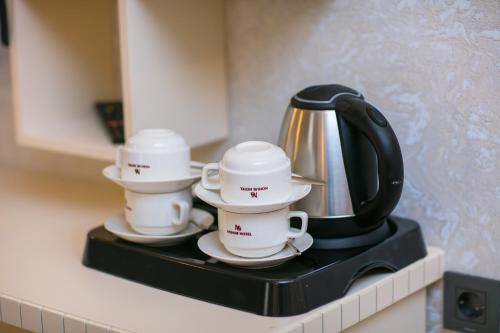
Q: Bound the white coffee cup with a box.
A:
[125,189,192,235]
[218,208,308,258]
[117,129,190,181]
[202,141,292,205]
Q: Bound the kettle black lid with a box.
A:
[291,84,363,110]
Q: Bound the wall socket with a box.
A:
[444,271,500,333]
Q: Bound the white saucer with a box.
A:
[103,162,203,193]
[197,231,313,269]
[104,208,214,247]
[193,181,311,214]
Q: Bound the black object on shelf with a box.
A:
[95,101,125,144]
[82,203,427,317]
[0,0,8,47]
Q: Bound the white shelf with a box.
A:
[9,0,228,161]
[10,0,121,161]
[17,116,116,161]
[119,0,228,147]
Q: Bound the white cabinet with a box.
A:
[118,0,227,148]
[9,0,227,161]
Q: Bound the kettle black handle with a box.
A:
[335,96,404,227]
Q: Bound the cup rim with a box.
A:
[217,206,290,216]
[219,159,291,175]
[119,145,190,155]
[124,129,189,152]
[124,187,192,197]
[221,141,290,173]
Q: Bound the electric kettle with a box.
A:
[279,84,404,248]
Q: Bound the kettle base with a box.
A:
[312,219,392,250]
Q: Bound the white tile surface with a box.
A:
[20,301,42,333]
[64,314,86,333]
[0,165,443,333]
[109,327,133,333]
[285,323,303,333]
[322,303,341,333]
[376,279,393,311]
[409,262,425,294]
[303,312,322,333]
[425,253,441,285]
[0,294,22,327]
[42,308,64,333]
[359,287,376,321]
[87,320,110,333]
[393,270,409,302]
[341,295,359,330]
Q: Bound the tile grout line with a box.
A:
[389,271,394,306]
[0,292,132,333]
[19,296,23,329]
[39,305,44,333]
[357,294,360,325]
[423,255,427,286]
[321,308,324,333]
[340,299,343,332]
[407,263,411,296]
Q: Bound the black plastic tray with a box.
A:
[83,209,426,317]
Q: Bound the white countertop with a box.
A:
[0,167,444,333]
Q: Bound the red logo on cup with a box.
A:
[250,192,258,198]
[227,224,251,236]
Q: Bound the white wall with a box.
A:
[0,1,499,332]
[222,2,500,332]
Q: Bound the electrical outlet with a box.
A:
[444,271,500,333]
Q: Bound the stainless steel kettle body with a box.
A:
[279,84,404,239]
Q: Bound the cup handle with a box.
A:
[172,200,190,226]
[201,163,221,190]
[190,211,214,230]
[286,211,308,239]
[115,146,123,169]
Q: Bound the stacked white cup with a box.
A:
[117,129,193,236]
[201,141,308,258]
